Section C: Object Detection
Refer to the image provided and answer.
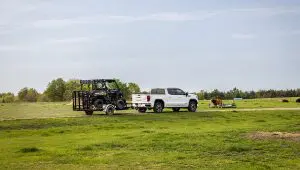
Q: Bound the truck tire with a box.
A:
[153,101,164,113]
[138,108,147,113]
[188,101,197,112]
[172,108,180,112]
[85,110,94,115]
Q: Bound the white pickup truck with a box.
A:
[132,88,198,113]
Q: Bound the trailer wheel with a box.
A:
[153,101,164,113]
[172,108,180,112]
[138,108,147,113]
[105,105,115,116]
[188,101,197,112]
[85,110,94,115]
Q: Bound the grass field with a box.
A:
[201,97,300,109]
[0,98,300,169]
[0,97,299,120]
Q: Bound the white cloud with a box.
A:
[31,11,221,28]
[47,37,94,44]
[29,6,300,28]
[231,33,257,40]
[232,7,300,16]
[135,11,220,21]
[0,36,101,52]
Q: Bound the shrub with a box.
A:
[18,88,39,102]
[296,98,300,103]
[0,93,15,103]
[38,93,50,102]
[282,99,289,103]
[4,95,15,103]
[20,147,40,153]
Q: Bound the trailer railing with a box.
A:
[73,91,91,111]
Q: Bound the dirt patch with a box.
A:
[248,132,300,141]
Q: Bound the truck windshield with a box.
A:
[93,81,118,90]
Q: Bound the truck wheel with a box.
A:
[188,101,197,112]
[172,108,180,112]
[153,101,164,113]
[85,110,93,115]
[138,108,147,113]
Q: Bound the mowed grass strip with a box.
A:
[0,110,300,169]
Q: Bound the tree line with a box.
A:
[0,78,141,103]
[0,79,299,103]
[196,88,300,100]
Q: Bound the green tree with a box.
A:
[38,93,50,102]
[0,92,15,103]
[25,88,39,102]
[197,90,205,100]
[63,79,81,101]
[45,78,66,102]
[18,87,28,101]
[128,83,141,95]
[4,95,15,103]
[18,87,39,102]
[114,79,130,99]
[107,79,132,99]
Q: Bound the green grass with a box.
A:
[0,97,299,120]
[201,97,300,109]
[0,102,83,120]
[0,99,300,169]
[0,109,300,169]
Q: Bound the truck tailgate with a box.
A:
[132,94,148,103]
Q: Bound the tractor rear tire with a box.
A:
[85,110,94,115]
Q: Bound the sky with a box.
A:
[0,0,299,93]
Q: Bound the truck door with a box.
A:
[167,88,187,107]
[174,88,189,107]
[166,88,176,107]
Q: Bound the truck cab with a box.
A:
[132,88,198,113]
